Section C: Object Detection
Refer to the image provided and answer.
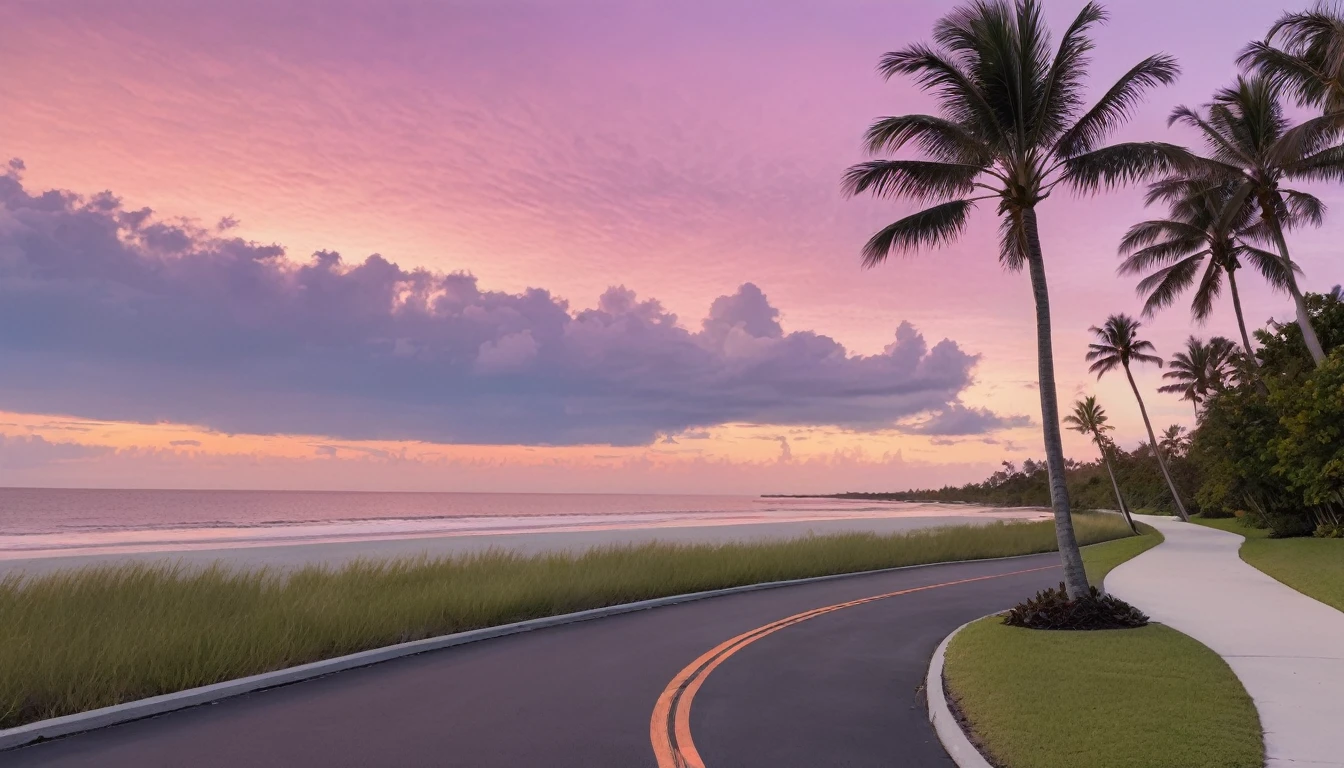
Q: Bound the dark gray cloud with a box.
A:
[0,169,1014,445]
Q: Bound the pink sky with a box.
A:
[0,0,1337,493]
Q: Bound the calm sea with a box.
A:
[0,488,1020,559]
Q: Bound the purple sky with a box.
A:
[0,0,1336,492]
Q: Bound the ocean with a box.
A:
[0,488,1034,560]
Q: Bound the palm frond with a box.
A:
[1061,142,1193,193]
[1118,219,1206,255]
[1271,111,1344,168]
[1168,105,1254,167]
[1280,188,1326,228]
[996,208,1031,272]
[1239,40,1335,109]
[1134,254,1205,316]
[1190,254,1225,321]
[878,44,1005,143]
[862,114,987,162]
[840,160,983,202]
[1055,55,1180,158]
[1035,2,1107,143]
[1283,141,1344,182]
[1240,244,1299,289]
[859,199,976,267]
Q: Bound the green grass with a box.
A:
[0,514,1134,729]
[944,619,1263,768]
[1193,516,1344,612]
[1080,522,1162,588]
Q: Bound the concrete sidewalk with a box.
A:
[1108,515,1344,768]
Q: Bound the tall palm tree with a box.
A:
[842,0,1184,599]
[1158,335,1236,413]
[1239,3,1344,113]
[1063,396,1138,533]
[1086,314,1191,521]
[1169,75,1344,364]
[1118,177,1295,366]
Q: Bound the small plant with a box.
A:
[1315,523,1344,539]
[1002,583,1149,630]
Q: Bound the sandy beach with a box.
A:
[0,508,1050,578]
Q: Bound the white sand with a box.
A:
[0,511,1049,578]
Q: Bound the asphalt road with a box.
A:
[7,554,1063,767]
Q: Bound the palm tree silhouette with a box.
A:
[1063,396,1138,534]
[1158,336,1236,414]
[1119,177,1295,368]
[1159,424,1191,459]
[843,0,1183,598]
[1169,75,1344,364]
[1239,3,1344,113]
[1086,314,1190,521]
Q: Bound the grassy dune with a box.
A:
[0,514,1133,729]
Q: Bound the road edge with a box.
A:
[926,616,996,768]
[2,550,1054,752]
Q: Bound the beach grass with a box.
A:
[944,619,1263,768]
[0,513,1133,729]
[1193,516,1344,612]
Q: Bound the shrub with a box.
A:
[1002,583,1149,630]
[1315,523,1344,539]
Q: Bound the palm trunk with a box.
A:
[1226,268,1268,395]
[1226,268,1258,364]
[1267,216,1326,364]
[1123,364,1190,521]
[1099,442,1138,534]
[1022,207,1089,599]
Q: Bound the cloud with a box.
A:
[0,168,1009,446]
[169,439,201,447]
[903,404,1033,436]
[0,434,110,469]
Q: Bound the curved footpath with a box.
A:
[5,554,1063,767]
[1108,515,1344,768]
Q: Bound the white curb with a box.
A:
[1,550,1055,752]
[926,617,997,768]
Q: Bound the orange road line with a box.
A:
[648,564,1059,768]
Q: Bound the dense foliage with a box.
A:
[1192,292,1344,536]
[1002,583,1150,630]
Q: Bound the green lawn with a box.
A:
[1080,522,1162,588]
[0,514,1134,729]
[944,619,1263,768]
[1193,516,1344,612]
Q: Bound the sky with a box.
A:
[0,0,1337,494]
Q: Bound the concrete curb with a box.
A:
[1,550,1054,753]
[926,616,997,768]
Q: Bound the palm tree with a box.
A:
[1159,424,1191,459]
[1086,314,1191,521]
[1158,335,1236,413]
[1239,3,1344,113]
[842,0,1184,599]
[1118,177,1295,367]
[1169,75,1344,364]
[1063,396,1138,533]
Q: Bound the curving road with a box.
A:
[8,554,1062,767]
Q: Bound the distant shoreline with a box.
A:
[762,493,1011,506]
